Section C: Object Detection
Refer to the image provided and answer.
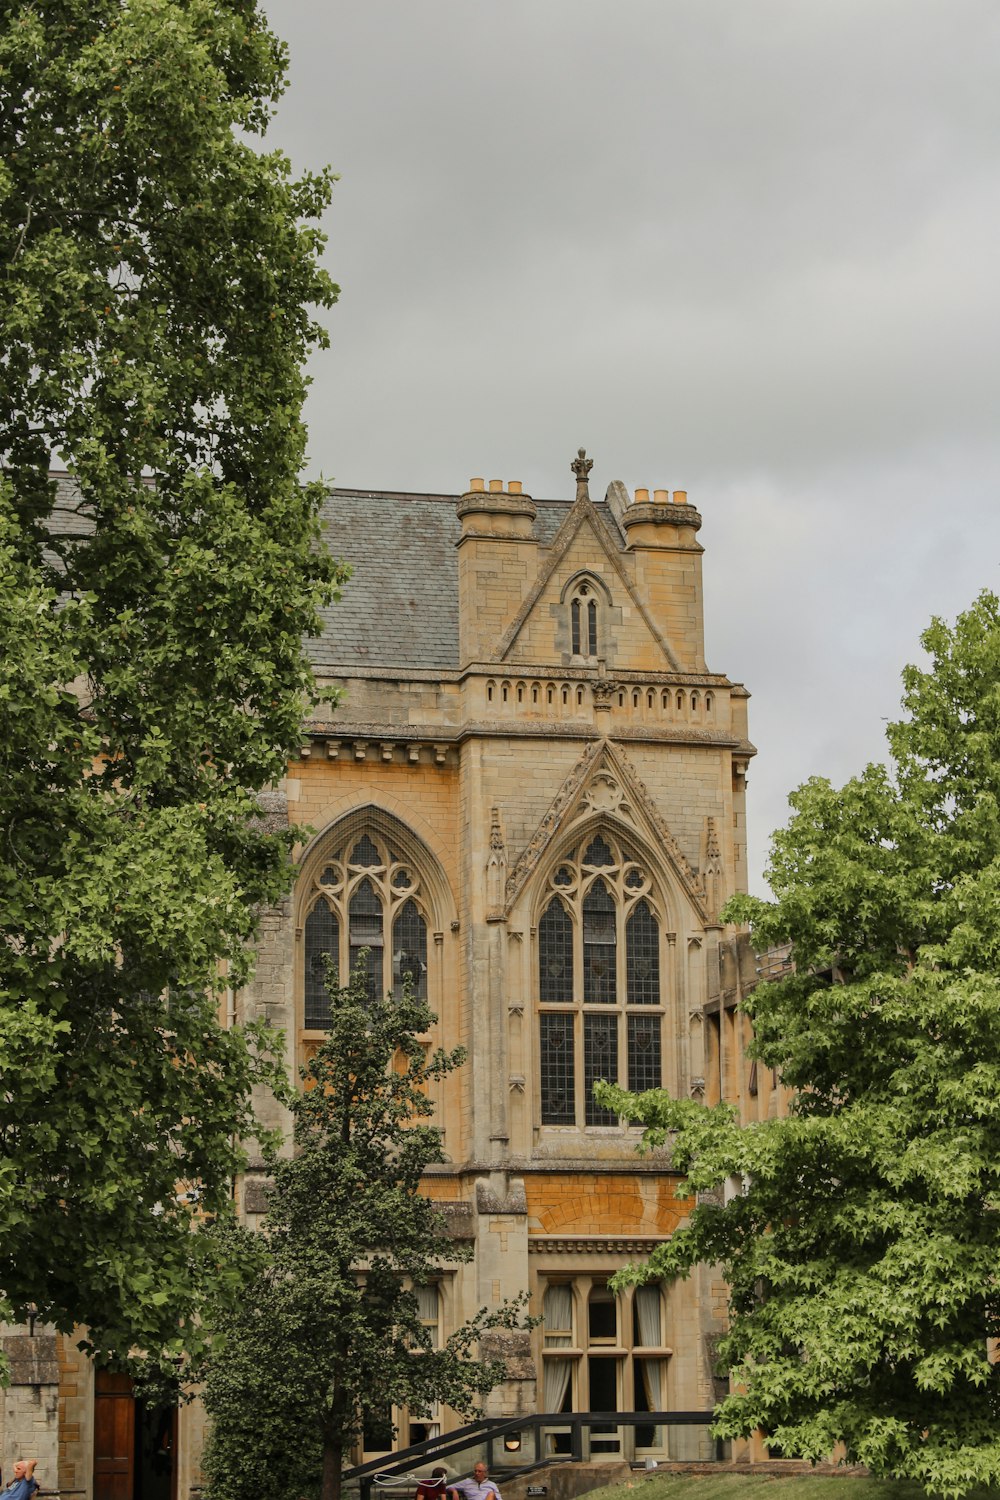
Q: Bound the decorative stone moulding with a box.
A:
[302,735,454,767]
[456,488,537,522]
[621,499,702,533]
[528,1235,666,1256]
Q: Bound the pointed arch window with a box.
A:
[539,899,573,1003]
[301,828,430,1028]
[567,577,603,659]
[350,879,383,1000]
[536,831,665,1127]
[304,898,339,1028]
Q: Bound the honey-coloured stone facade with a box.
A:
[22,455,759,1496]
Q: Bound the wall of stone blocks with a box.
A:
[1,1328,60,1494]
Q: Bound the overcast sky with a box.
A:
[266,0,1000,895]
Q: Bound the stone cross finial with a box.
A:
[571,447,593,502]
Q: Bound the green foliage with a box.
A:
[0,0,346,1382]
[599,594,1000,1497]
[202,967,527,1500]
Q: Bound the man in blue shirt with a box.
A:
[3,1458,38,1500]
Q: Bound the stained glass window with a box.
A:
[539,898,574,1003]
[540,1013,575,1125]
[302,825,434,1029]
[584,1014,618,1125]
[628,1014,661,1093]
[304,897,338,1029]
[535,830,665,1127]
[626,900,659,1005]
[583,879,616,1004]
[393,898,427,999]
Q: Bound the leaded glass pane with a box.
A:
[393,898,427,999]
[583,836,614,867]
[350,835,380,867]
[584,1014,618,1124]
[571,598,581,655]
[350,878,383,999]
[583,878,616,1004]
[320,864,338,885]
[540,1014,575,1125]
[628,1013,661,1093]
[304,897,338,1029]
[539,898,573,1003]
[626,900,660,1005]
[588,1283,617,1342]
[587,599,598,655]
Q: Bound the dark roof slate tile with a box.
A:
[309,487,602,673]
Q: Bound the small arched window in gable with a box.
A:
[568,577,601,658]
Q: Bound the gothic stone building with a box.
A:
[19,453,767,1497]
[240,451,759,1463]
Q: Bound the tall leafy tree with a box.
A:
[0,0,345,1379]
[202,970,526,1500]
[599,592,1000,1497]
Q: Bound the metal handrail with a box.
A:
[344,1410,718,1500]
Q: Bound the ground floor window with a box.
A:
[538,1276,670,1458]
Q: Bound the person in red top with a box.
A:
[415,1467,450,1500]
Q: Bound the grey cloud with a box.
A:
[267,0,1000,891]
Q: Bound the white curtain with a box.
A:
[543,1285,574,1417]
[634,1286,661,1346]
[543,1357,573,1414]
[635,1288,663,1416]
[638,1358,663,1410]
[415,1284,439,1347]
[543,1284,573,1345]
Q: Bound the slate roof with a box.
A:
[309,488,622,674]
[40,477,624,674]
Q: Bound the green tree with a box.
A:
[202,969,526,1500]
[599,592,1000,1497]
[0,0,345,1380]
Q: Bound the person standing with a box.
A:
[2,1459,38,1500]
[449,1461,502,1500]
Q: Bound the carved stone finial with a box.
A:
[487,806,507,918]
[489,806,505,853]
[571,447,593,502]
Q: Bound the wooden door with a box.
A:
[94,1371,134,1500]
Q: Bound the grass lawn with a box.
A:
[578,1476,1000,1500]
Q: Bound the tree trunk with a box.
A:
[322,1434,343,1500]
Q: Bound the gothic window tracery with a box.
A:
[303,829,429,1028]
[537,831,664,1127]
